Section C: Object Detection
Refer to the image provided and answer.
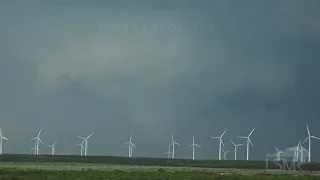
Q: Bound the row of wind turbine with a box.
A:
[4,125,319,162]
[77,133,94,156]
[211,128,255,161]
[270,124,320,162]
[165,134,201,160]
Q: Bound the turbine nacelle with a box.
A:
[188,144,201,148]
[230,140,243,147]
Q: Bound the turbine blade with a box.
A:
[238,136,247,138]
[230,140,235,146]
[78,136,85,140]
[30,137,37,140]
[39,138,44,145]
[248,138,253,147]
[221,140,225,147]
[210,136,220,139]
[175,142,180,145]
[221,129,227,137]
[38,128,42,137]
[311,136,320,140]
[188,144,192,148]
[171,133,175,141]
[248,128,255,137]
[306,124,310,136]
[302,137,309,144]
[87,133,94,139]
[195,144,201,148]
[2,136,8,141]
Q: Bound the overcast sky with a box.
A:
[1,0,320,161]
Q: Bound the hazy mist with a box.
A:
[1,0,320,160]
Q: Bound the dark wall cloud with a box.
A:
[0,0,320,160]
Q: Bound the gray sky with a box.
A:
[1,0,320,161]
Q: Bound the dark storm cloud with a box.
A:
[1,0,320,160]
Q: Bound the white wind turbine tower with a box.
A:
[230,140,243,160]
[239,128,255,160]
[164,144,172,159]
[30,146,38,155]
[48,141,57,155]
[29,140,38,155]
[126,142,136,157]
[274,146,284,161]
[222,148,229,160]
[210,129,227,160]
[302,124,320,162]
[30,128,43,155]
[78,133,94,156]
[0,128,9,155]
[299,146,308,162]
[125,135,136,157]
[288,141,301,162]
[188,136,201,160]
[76,142,84,156]
[170,133,180,159]
[294,141,301,162]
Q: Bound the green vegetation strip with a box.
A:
[1,154,320,171]
[0,168,319,180]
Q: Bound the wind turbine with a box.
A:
[288,141,301,162]
[210,129,227,160]
[230,140,243,160]
[222,148,229,160]
[30,147,38,155]
[76,142,84,156]
[239,128,255,160]
[302,124,320,162]
[48,141,57,155]
[125,135,136,157]
[188,136,201,160]
[0,128,9,154]
[170,133,180,159]
[30,141,38,155]
[77,132,94,156]
[294,141,301,162]
[299,146,308,162]
[128,143,136,157]
[30,128,43,155]
[273,146,284,161]
[164,144,172,159]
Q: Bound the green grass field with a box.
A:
[1,154,320,171]
[1,154,320,179]
[0,168,319,180]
